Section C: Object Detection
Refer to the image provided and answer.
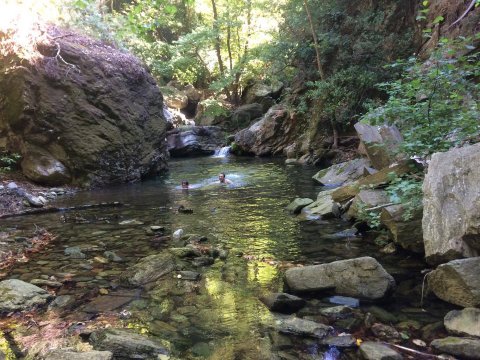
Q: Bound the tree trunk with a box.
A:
[211,0,225,75]
[303,0,325,80]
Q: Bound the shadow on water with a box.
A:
[1,156,454,359]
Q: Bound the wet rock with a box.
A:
[167,126,226,157]
[150,225,165,232]
[444,308,480,337]
[43,349,113,360]
[6,182,18,190]
[173,229,184,239]
[169,247,200,258]
[271,314,332,338]
[428,257,480,307]
[177,271,201,281]
[321,334,356,348]
[260,293,306,314]
[359,341,402,360]
[354,123,403,170]
[371,323,402,341]
[191,342,214,357]
[421,321,445,342]
[301,189,339,220]
[64,247,86,259]
[431,337,480,360]
[24,193,46,207]
[0,279,53,312]
[312,158,371,186]
[380,204,423,253]
[286,198,314,214]
[48,295,73,310]
[285,257,395,300]
[320,306,353,319]
[192,256,214,267]
[30,279,62,288]
[103,251,123,263]
[327,296,360,307]
[89,328,170,359]
[122,253,176,286]
[160,85,188,110]
[94,256,109,264]
[82,290,136,314]
[230,103,264,130]
[118,219,144,226]
[423,143,480,264]
[367,306,398,324]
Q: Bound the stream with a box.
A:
[1,155,454,359]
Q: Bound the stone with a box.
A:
[104,251,123,262]
[260,293,306,314]
[285,198,314,214]
[1,27,168,187]
[428,257,480,307]
[24,193,46,207]
[312,158,371,186]
[173,229,184,239]
[371,323,401,341]
[6,182,18,189]
[321,334,356,348]
[301,189,339,220]
[444,308,480,337]
[0,279,53,312]
[89,328,170,359]
[285,257,395,300]
[167,126,226,157]
[242,81,283,106]
[354,123,404,170]
[159,85,188,109]
[64,247,86,259]
[169,247,200,258]
[122,253,176,286]
[271,314,333,338]
[229,103,265,130]
[423,143,480,264]
[431,337,480,360]
[119,219,144,226]
[30,279,62,288]
[82,290,136,314]
[367,306,398,324]
[48,295,73,310]
[192,256,214,267]
[327,296,360,307]
[177,271,201,281]
[359,341,402,360]
[320,306,353,318]
[44,349,113,360]
[380,204,423,253]
[347,189,390,220]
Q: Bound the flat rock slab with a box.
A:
[0,279,53,312]
[428,257,480,307]
[260,293,306,314]
[286,198,314,214]
[271,315,332,339]
[444,307,480,337]
[89,328,170,359]
[81,290,137,313]
[313,158,371,186]
[285,257,395,300]
[359,341,402,360]
[122,253,176,286]
[44,349,113,360]
[431,336,480,360]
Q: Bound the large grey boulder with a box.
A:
[0,279,53,312]
[271,314,332,338]
[284,257,395,300]
[380,204,424,253]
[0,26,168,187]
[159,85,188,110]
[121,253,176,287]
[428,257,480,307]
[444,308,480,337]
[431,337,480,359]
[89,328,170,359]
[229,103,264,130]
[423,143,480,264]
[312,158,371,186]
[43,349,113,360]
[167,126,226,157]
[242,81,283,106]
[354,123,403,170]
[359,341,402,360]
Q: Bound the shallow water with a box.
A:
[1,156,453,358]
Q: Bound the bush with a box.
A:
[0,152,21,172]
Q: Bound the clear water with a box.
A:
[1,156,453,358]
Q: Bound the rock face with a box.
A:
[284,257,395,300]
[0,279,52,312]
[354,123,403,170]
[431,337,480,360]
[428,257,480,307]
[167,126,226,157]
[233,105,296,156]
[444,308,480,337]
[122,253,176,286]
[89,329,170,359]
[423,143,480,264]
[312,158,371,186]
[0,26,168,187]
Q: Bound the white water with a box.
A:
[212,146,231,158]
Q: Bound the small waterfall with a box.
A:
[163,105,174,123]
[212,146,231,158]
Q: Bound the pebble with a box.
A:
[7,182,18,189]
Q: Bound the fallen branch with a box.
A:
[0,202,125,219]
[385,343,442,359]
[364,202,396,211]
[447,0,477,30]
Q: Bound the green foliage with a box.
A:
[363,37,480,158]
[0,152,21,172]
[356,202,382,229]
[199,98,229,118]
[385,174,423,221]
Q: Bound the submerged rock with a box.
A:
[89,328,170,359]
[431,336,480,360]
[285,257,395,300]
[44,349,113,360]
[122,253,176,286]
[359,341,402,360]
[423,143,480,264]
[444,308,480,337]
[271,314,332,338]
[0,279,53,312]
[0,26,168,186]
[260,293,306,314]
[428,257,480,307]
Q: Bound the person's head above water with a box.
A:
[181,180,189,188]
[218,173,232,184]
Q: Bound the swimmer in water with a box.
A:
[218,173,233,184]
[181,180,189,189]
